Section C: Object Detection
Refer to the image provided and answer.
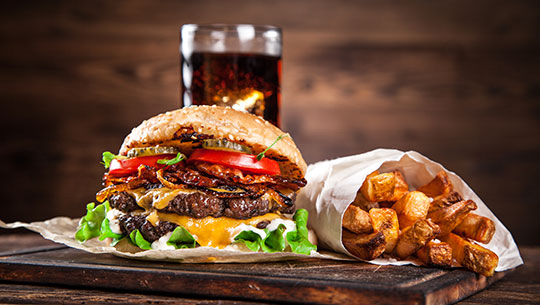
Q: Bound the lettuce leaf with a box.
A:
[129,229,152,250]
[167,226,197,249]
[234,230,262,252]
[99,218,124,246]
[75,202,106,242]
[233,209,317,254]
[157,152,186,166]
[286,209,317,255]
[261,224,286,253]
[76,200,126,246]
[102,151,117,169]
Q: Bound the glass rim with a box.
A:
[181,24,281,34]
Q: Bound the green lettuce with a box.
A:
[129,229,152,250]
[234,230,263,252]
[102,151,118,169]
[261,224,286,253]
[157,152,186,166]
[75,202,107,242]
[99,218,124,246]
[167,226,197,249]
[286,209,317,254]
[233,209,317,254]
[76,201,125,246]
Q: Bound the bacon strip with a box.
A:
[193,162,306,190]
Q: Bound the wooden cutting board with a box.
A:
[0,245,509,305]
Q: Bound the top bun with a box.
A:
[119,106,307,179]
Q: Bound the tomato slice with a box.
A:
[188,149,281,176]
[108,154,177,176]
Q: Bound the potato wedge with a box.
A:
[416,241,452,268]
[429,191,463,213]
[343,204,373,234]
[359,171,379,202]
[427,200,477,236]
[417,171,453,198]
[391,191,431,229]
[342,230,386,260]
[453,213,496,244]
[369,208,399,253]
[441,233,499,276]
[350,190,380,211]
[395,219,440,259]
[360,170,409,202]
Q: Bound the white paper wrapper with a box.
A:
[0,216,350,263]
[295,148,523,271]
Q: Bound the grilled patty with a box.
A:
[119,215,177,242]
[109,190,294,220]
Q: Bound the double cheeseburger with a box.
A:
[76,106,315,254]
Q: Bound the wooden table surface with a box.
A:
[0,234,538,304]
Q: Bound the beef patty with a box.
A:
[109,190,294,220]
[119,215,177,242]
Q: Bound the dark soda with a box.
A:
[181,52,281,127]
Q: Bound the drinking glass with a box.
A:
[180,24,282,126]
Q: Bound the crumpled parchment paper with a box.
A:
[295,148,523,271]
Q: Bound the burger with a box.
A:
[75,105,316,254]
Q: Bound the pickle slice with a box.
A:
[202,139,252,154]
[126,146,180,158]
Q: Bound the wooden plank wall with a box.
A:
[1,1,539,245]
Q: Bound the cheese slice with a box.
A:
[146,210,160,226]
[156,212,284,249]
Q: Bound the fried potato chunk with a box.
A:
[429,191,463,213]
[369,208,399,253]
[392,191,431,229]
[395,219,440,259]
[453,213,496,244]
[416,241,452,268]
[441,233,499,276]
[342,204,373,234]
[427,200,477,236]
[360,170,409,202]
[350,190,380,211]
[342,230,386,260]
[417,171,453,198]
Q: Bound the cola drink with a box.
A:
[181,51,281,127]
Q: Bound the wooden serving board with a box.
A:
[0,245,509,305]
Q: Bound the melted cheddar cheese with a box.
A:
[156,212,283,249]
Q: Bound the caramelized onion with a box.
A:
[157,168,187,189]
[95,179,146,202]
[266,188,294,209]
[96,184,130,202]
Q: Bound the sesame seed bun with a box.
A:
[119,106,307,179]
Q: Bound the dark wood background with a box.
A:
[1,1,539,245]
